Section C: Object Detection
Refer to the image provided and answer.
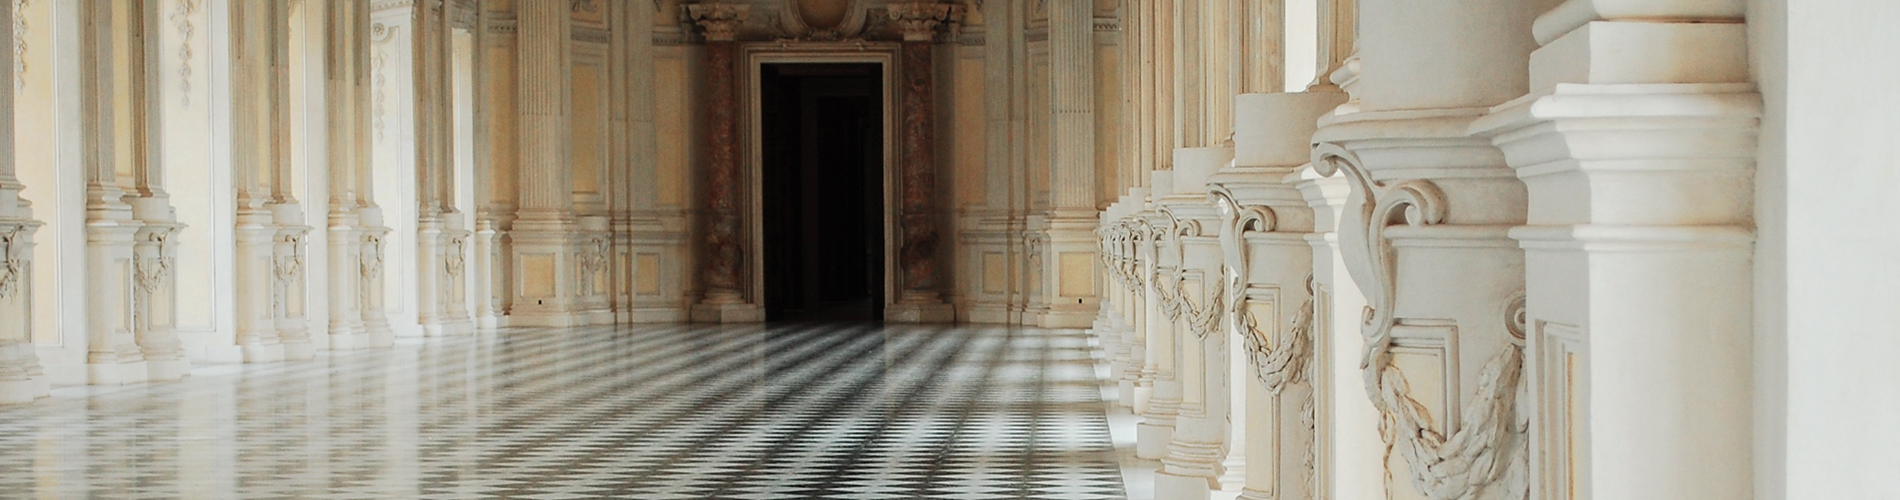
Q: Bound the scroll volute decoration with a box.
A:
[1211,185,1308,393]
[1312,142,1529,500]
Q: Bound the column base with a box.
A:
[885,299,956,323]
[145,358,190,382]
[1133,383,1153,414]
[476,314,505,330]
[1136,418,1177,460]
[0,343,49,404]
[88,359,150,385]
[1118,380,1137,408]
[422,319,476,337]
[0,377,47,405]
[692,302,765,323]
[1154,470,1214,500]
[282,337,316,362]
[243,343,286,364]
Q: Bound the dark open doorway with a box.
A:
[760,63,885,322]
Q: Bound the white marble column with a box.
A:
[1309,0,1548,498]
[78,0,150,383]
[0,0,48,404]
[324,0,370,350]
[230,0,293,363]
[1470,1,1756,498]
[412,0,471,337]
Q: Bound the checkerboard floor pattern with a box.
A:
[0,324,1126,500]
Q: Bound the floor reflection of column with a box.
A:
[179,371,238,498]
[383,345,420,497]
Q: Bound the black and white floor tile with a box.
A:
[0,324,1127,499]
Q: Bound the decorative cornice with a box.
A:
[486,19,516,34]
[371,0,414,13]
[652,26,686,46]
[13,0,25,94]
[572,26,609,44]
[1092,17,1119,32]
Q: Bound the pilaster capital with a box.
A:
[887,2,961,42]
[684,3,750,42]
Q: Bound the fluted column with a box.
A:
[885,2,957,323]
[1027,0,1099,328]
[684,3,759,323]
[508,0,580,326]
[0,0,47,404]
[324,0,368,350]
[1310,0,1545,498]
[78,0,150,382]
[411,0,470,336]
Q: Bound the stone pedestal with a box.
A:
[357,208,395,349]
[1471,2,1756,496]
[272,204,314,361]
[327,210,367,349]
[1154,147,1232,500]
[0,218,46,404]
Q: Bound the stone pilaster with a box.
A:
[228,0,300,363]
[685,3,760,323]
[1471,1,1756,497]
[0,0,45,403]
[412,0,471,337]
[1153,147,1231,500]
[1309,0,1545,498]
[1136,171,1179,461]
[1215,91,1345,500]
[323,0,370,350]
[509,0,581,326]
[78,0,148,383]
[1033,0,1098,328]
[886,2,957,323]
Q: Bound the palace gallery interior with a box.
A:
[0,0,1893,498]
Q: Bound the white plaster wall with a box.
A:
[1774,0,1900,497]
[1747,0,1787,497]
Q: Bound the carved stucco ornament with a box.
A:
[0,224,24,300]
[1312,142,1530,500]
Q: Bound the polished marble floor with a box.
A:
[0,324,1126,499]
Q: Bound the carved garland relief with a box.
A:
[0,225,23,300]
[170,0,197,106]
[1313,143,1530,500]
[12,0,24,93]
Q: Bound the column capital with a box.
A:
[684,3,750,42]
[887,2,960,42]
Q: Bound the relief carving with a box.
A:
[13,0,25,93]
[446,234,468,278]
[361,234,385,281]
[0,225,23,300]
[169,0,197,106]
[1313,143,1529,500]
[370,23,397,142]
